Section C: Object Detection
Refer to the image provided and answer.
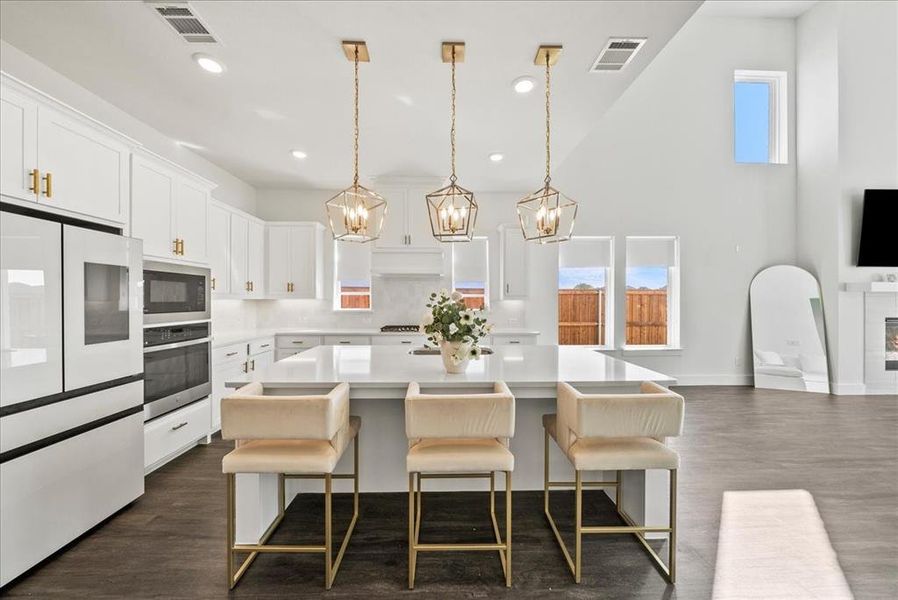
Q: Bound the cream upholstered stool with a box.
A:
[405,381,515,589]
[543,381,684,584]
[221,382,360,590]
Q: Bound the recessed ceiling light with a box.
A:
[176,140,203,151]
[291,150,307,159]
[489,153,504,162]
[512,76,535,94]
[395,94,413,106]
[192,53,225,74]
[255,108,286,120]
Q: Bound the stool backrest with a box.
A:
[221,382,349,441]
[558,381,684,441]
[405,382,515,440]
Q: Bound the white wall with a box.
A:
[0,40,257,214]
[550,15,797,383]
[797,1,898,393]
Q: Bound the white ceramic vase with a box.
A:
[439,340,471,374]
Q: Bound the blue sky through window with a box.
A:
[734,81,769,163]
[559,267,605,289]
[626,267,668,290]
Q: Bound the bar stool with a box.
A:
[221,382,360,590]
[543,381,684,584]
[405,382,515,589]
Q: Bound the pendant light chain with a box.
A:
[449,45,457,184]
[353,45,360,188]
[544,53,551,185]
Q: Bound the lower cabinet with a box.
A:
[371,335,426,346]
[144,398,211,474]
[275,334,321,361]
[323,335,372,346]
[489,333,539,346]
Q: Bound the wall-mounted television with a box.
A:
[857,189,897,267]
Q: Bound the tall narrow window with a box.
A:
[558,237,613,347]
[452,237,489,309]
[333,241,372,310]
[625,237,679,348]
[734,70,787,164]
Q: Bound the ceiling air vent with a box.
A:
[590,38,646,72]
[147,1,217,44]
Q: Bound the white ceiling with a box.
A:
[0,1,701,190]
[698,1,818,19]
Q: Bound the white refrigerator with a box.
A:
[0,208,144,587]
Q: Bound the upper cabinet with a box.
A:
[207,202,231,295]
[499,224,529,299]
[131,151,213,264]
[267,223,325,299]
[374,184,440,250]
[1,77,131,224]
[223,210,266,298]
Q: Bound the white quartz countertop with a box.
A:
[225,345,675,398]
[211,328,541,348]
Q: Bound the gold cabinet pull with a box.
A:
[241,361,248,373]
[29,169,40,194]
[178,238,185,255]
[211,277,216,291]
[41,172,52,198]
[250,359,255,371]
[173,239,179,254]
[250,281,254,292]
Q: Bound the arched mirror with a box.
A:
[750,266,830,393]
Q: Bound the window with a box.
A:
[558,237,613,347]
[734,70,787,164]
[333,241,372,310]
[625,237,680,348]
[452,237,489,309]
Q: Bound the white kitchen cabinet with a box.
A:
[248,338,274,371]
[210,342,246,431]
[207,203,231,294]
[247,220,266,297]
[374,185,440,250]
[0,86,38,202]
[131,152,211,264]
[229,213,249,295]
[173,179,208,263]
[371,335,426,346]
[275,334,320,360]
[36,104,130,224]
[490,333,538,346]
[144,398,210,473]
[130,155,175,258]
[499,224,529,299]
[266,223,325,299]
[1,77,131,224]
[323,335,371,346]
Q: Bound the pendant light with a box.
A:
[517,45,577,243]
[325,41,387,243]
[426,42,478,243]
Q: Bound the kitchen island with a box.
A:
[226,345,678,543]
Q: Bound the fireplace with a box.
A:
[887,318,898,371]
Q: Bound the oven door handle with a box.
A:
[143,337,211,353]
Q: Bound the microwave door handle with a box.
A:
[143,337,211,353]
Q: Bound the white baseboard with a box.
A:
[830,382,867,395]
[674,374,753,386]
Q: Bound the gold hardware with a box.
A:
[29,169,40,194]
[249,359,255,371]
[241,362,248,373]
[177,238,185,256]
[543,429,676,583]
[341,40,369,62]
[245,281,250,292]
[408,470,511,588]
[533,45,562,66]
[441,41,465,63]
[226,436,359,589]
[211,277,216,291]
[249,281,254,292]
[174,239,180,254]
[41,171,53,198]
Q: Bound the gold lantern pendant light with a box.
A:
[426,42,478,243]
[326,41,387,243]
[517,45,577,243]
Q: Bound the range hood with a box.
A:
[372,248,445,277]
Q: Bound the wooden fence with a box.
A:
[340,286,371,309]
[558,288,667,346]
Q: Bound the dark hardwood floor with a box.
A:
[2,386,896,599]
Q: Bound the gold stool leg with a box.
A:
[408,472,417,589]
[670,469,678,583]
[575,470,582,584]
[505,470,512,588]
[226,473,236,589]
[324,473,333,590]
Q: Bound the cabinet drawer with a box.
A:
[371,335,425,346]
[213,342,247,365]
[144,398,210,471]
[491,334,537,346]
[323,335,371,346]
[276,335,321,349]
[275,349,304,361]
[248,337,275,356]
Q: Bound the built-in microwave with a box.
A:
[142,261,210,325]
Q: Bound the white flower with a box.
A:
[448,323,458,335]
[432,331,443,342]
[459,311,474,325]
[485,323,495,333]
[439,288,449,298]
[450,290,464,302]
[470,345,483,360]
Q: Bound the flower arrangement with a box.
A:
[420,289,492,370]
